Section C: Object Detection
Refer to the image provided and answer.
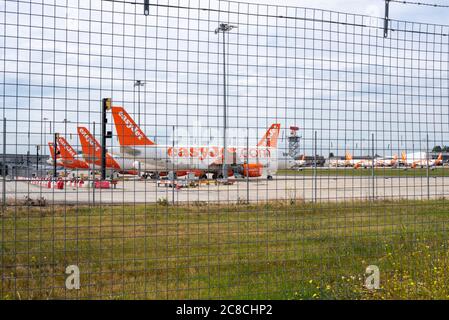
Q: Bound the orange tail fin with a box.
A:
[77,126,120,169]
[56,136,77,160]
[345,151,352,161]
[111,106,155,146]
[77,127,101,160]
[48,142,61,160]
[257,124,281,148]
[401,151,407,161]
[48,142,56,160]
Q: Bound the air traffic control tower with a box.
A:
[288,126,301,160]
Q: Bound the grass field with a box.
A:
[2,199,449,299]
[278,167,449,177]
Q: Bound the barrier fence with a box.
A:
[1,0,449,299]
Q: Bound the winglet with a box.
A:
[257,124,281,148]
[345,151,352,161]
[111,106,155,146]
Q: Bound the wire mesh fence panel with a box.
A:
[1,0,449,299]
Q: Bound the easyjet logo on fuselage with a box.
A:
[118,111,145,141]
[167,146,272,160]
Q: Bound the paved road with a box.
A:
[1,175,448,205]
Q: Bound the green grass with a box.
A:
[1,199,449,299]
[277,167,449,177]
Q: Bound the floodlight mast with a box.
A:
[214,23,236,181]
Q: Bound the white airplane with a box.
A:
[109,106,296,179]
[374,154,399,167]
[291,154,307,170]
[354,154,399,169]
[401,151,443,168]
[343,152,370,169]
[328,152,356,167]
[329,157,345,168]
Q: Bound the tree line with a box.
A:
[432,146,449,153]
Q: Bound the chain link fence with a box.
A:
[1,0,449,299]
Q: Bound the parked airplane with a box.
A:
[354,154,398,169]
[291,154,307,170]
[401,151,442,168]
[109,106,296,179]
[46,137,90,170]
[77,126,139,175]
[329,152,355,167]
[374,154,398,167]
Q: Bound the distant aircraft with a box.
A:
[345,152,365,168]
[46,137,89,170]
[292,154,307,169]
[374,154,398,168]
[109,106,295,179]
[328,152,352,167]
[354,154,398,169]
[401,151,443,168]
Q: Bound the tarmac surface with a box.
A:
[1,174,448,205]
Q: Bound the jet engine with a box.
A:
[240,163,264,177]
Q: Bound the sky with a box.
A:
[253,0,449,25]
[1,0,449,157]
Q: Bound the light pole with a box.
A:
[215,23,236,181]
[43,118,52,134]
[63,118,71,133]
[134,80,145,127]
[42,117,52,161]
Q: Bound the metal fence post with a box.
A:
[172,125,175,206]
[53,133,58,179]
[426,134,430,200]
[92,121,96,206]
[314,131,317,203]
[36,145,39,177]
[372,133,375,201]
[246,128,249,203]
[2,118,6,208]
